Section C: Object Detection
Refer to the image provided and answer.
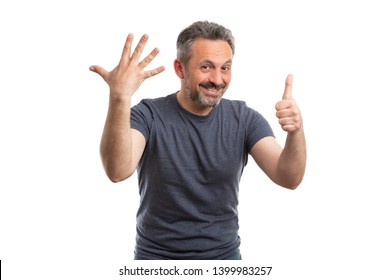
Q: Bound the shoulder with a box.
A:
[132,93,175,114]
[220,98,273,132]
[220,98,247,107]
[219,98,260,118]
[136,93,174,107]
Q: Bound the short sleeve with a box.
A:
[131,100,152,140]
[244,106,275,152]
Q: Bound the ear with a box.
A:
[174,59,185,79]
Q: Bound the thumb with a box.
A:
[89,65,109,81]
[282,74,293,100]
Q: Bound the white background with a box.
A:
[1,0,389,279]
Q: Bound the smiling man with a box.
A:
[175,38,231,114]
[90,20,306,260]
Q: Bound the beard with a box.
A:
[186,81,226,108]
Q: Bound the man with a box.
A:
[90,21,306,260]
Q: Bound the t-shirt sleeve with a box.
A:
[245,106,275,152]
[130,101,152,141]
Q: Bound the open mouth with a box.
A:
[200,83,225,96]
[202,87,221,96]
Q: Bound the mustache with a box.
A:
[200,81,226,90]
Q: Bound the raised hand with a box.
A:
[89,33,165,100]
[275,74,302,133]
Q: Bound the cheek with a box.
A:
[184,76,198,90]
[188,73,207,86]
[223,73,232,83]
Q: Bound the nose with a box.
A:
[209,69,223,85]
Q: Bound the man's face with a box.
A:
[183,38,233,108]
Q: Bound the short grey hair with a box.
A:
[176,21,235,64]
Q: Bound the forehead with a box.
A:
[190,38,233,63]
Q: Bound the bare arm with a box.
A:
[251,75,306,189]
[99,98,146,182]
[90,34,165,182]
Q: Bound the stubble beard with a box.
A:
[186,83,226,108]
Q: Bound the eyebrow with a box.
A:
[200,59,232,65]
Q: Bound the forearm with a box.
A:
[277,127,307,189]
[100,96,133,182]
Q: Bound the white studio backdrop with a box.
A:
[0,0,389,279]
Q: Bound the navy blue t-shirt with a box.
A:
[130,93,274,259]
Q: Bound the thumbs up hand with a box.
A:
[275,74,302,133]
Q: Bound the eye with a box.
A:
[221,65,231,73]
[200,64,212,71]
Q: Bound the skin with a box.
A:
[90,33,306,189]
[174,39,232,116]
[251,74,306,189]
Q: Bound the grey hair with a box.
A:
[176,21,235,64]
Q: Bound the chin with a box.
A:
[199,96,221,108]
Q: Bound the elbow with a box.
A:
[282,180,301,190]
[276,173,305,190]
[107,174,127,183]
[103,163,133,183]
[275,163,306,190]
[106,171,132,183]
[100,152,135,183]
